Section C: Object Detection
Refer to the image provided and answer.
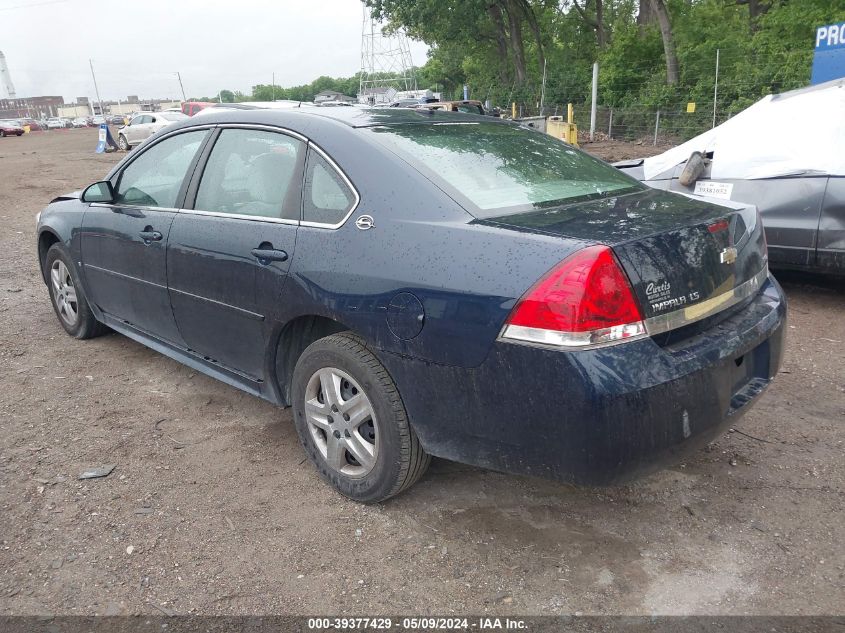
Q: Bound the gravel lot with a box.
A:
[1,130,843,617]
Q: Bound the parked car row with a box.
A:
[384,98,502,118]
[0,114,128,132]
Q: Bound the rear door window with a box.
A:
[194,128,304,220]
[302,150,357,226]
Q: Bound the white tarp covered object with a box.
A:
[643,78,845,181]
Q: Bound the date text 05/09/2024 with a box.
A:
[306,617,528,630]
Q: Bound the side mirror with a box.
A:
[82,181,115,204]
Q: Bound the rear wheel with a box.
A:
[45,244,108,339]
[0,130,5,137]
[118,134,130,151]
[291,332,430,503]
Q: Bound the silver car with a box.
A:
[615,158,845,275]
[117,111,188,150]
[615,79,845,275]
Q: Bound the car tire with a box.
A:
[0,130,5,137]
[291,332,430,503]
[44,243,108,340]
[118,134,130,151]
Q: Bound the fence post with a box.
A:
[608,108,613,139]
[653,109,661,146]
[712,48,720,129]
[590,62,599,141]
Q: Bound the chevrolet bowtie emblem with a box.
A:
[720,246,738,264]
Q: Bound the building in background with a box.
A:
[357,86,397,105]
[314,90,355,104]
[0,95,64,119]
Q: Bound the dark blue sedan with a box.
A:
[35,107,786,502]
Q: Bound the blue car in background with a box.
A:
[35,108,786,502]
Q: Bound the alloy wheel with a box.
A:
[304,367,378,478]
[51,260,79,327]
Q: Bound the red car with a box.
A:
[19,118,44,131]
[0,120,24,137]
[181,101,215,116]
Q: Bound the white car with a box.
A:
[46,118,64,130]
[72,117,89,128]
[117,111,188,150]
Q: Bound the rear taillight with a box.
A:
[501,245,646,348]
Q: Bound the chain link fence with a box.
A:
[502,50,811,147]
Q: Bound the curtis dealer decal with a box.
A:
[647,280,701,313]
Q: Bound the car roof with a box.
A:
[186,104,493,129]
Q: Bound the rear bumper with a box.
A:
[382,275,786,485]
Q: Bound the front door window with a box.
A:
[114,130,208,208]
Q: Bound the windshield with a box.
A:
[367,121,643,217]
[160,112,188,121]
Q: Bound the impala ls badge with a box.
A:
[355,215,375,231]
[720,246,738,264]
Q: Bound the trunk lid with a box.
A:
[483,188,768,324]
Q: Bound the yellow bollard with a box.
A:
[567,103,573,124]
[23,125,31,134]
[512,102,516,119]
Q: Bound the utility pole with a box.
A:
[175,72,187,101]
[89,59,104,118]
[712,48,720,129]
[590,62,599,141]
[272,72,275,101]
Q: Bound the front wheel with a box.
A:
[291,332,430,503]
[45,244,108,339]
[118,134,130,151]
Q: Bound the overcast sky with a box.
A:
[1,0,429,102]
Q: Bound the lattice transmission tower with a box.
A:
[0,50,17,99]
[358,3,416,101]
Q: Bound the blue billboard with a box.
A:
[811,22,845,85]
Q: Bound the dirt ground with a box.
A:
[0,130,843,617]
[581,138,674,163]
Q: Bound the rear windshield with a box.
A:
[367,121,642,217]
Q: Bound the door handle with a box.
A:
[139,230,163,243]
[251,247,288,263]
